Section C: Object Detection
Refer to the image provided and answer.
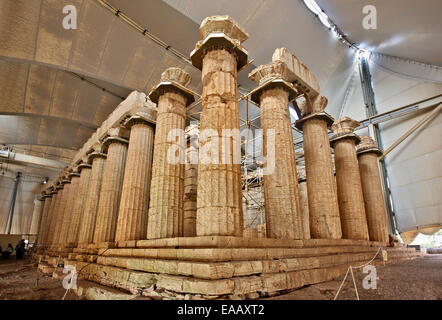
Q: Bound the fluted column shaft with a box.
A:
[67,166,91,245]
[333,138,370,240]
[183,138,197,237]
[77,154,106,244]
[298,179,310,239]
[357,152,389,242]
[48,189,64,245]
[260,87,303,239]
[45,192,58,246]
[29,199,43,234]
[58,175,80,245]
[93,140,128,243]
[116,122,154,241]
[53,182,71,245]
[147,92,186,239]
[303,117,341,239]
[196,49,243,236]
[37,196,52,246]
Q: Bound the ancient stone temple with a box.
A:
[33,15,421,301]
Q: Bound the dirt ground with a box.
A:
[0,255,440,300]
[266,254,442,300]
[0,258,79,300]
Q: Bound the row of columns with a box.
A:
[34,15,388,251]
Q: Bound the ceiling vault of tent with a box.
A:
[0,0,440,235]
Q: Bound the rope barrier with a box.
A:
[333,247,382,300]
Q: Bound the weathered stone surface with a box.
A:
[53,181,71,245]
[297,168,310,239]
[300,106,342,239]
[115,117,155,241]
[257,86,303,239]
[59,173,81,245]
[29,198,43,235]
[160,67,191,87]
[183,125,198,237]
[198,15,248,42]
[77,152,106,244]
[272,47,320,97]
[93,136,128,243]
[357,136,389,243]
[331,118,369,240]
[147,69,188,239]
[196,46,243,237]
[67,165,91,245]
[36,195,52,246]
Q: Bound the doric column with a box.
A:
[147,67,193,239]
[330,117,369,240]
[43,188,58,247]
[183,124,198,237]
[115,113,155,242]
[295,95,342,239]
[77,146,106,245]
[190,16,249,236]
[58,170,81,245]
[356,136,389,243]
[47,183,64,246]
[53,178,71,245]
[297,168,310,239]
[93,129,128,244]
[249,57,303,239]
[66,162,92,246]
[36,192,52,247]
[29,197,44,235]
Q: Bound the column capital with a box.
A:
[356,136,383,156]
[248,61,299,104]
[190,15,249,70]
[87,152,107,164]
[149,67,195,106]
[102,136,129,151]
[329,117,361,146]
[78,163,92,173]
[124,112,156,129]
[294,111,335,131]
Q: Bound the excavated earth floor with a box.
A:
[0,254,440,300]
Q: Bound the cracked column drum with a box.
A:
[357,152,389,243]
[260,88,303,239]
[196,49,243,236]
[147,92,186,239]
[67,165,91,245]
[93,140,128,244]
[116,121,154,242]
[77,154,106,245]
[334,138,369,240]
[303,118,341,239]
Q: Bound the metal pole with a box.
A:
[6,171,21,234]
[357,55,398,235]
[380,103,441,160]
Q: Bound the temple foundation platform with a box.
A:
[36,237,423,300]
